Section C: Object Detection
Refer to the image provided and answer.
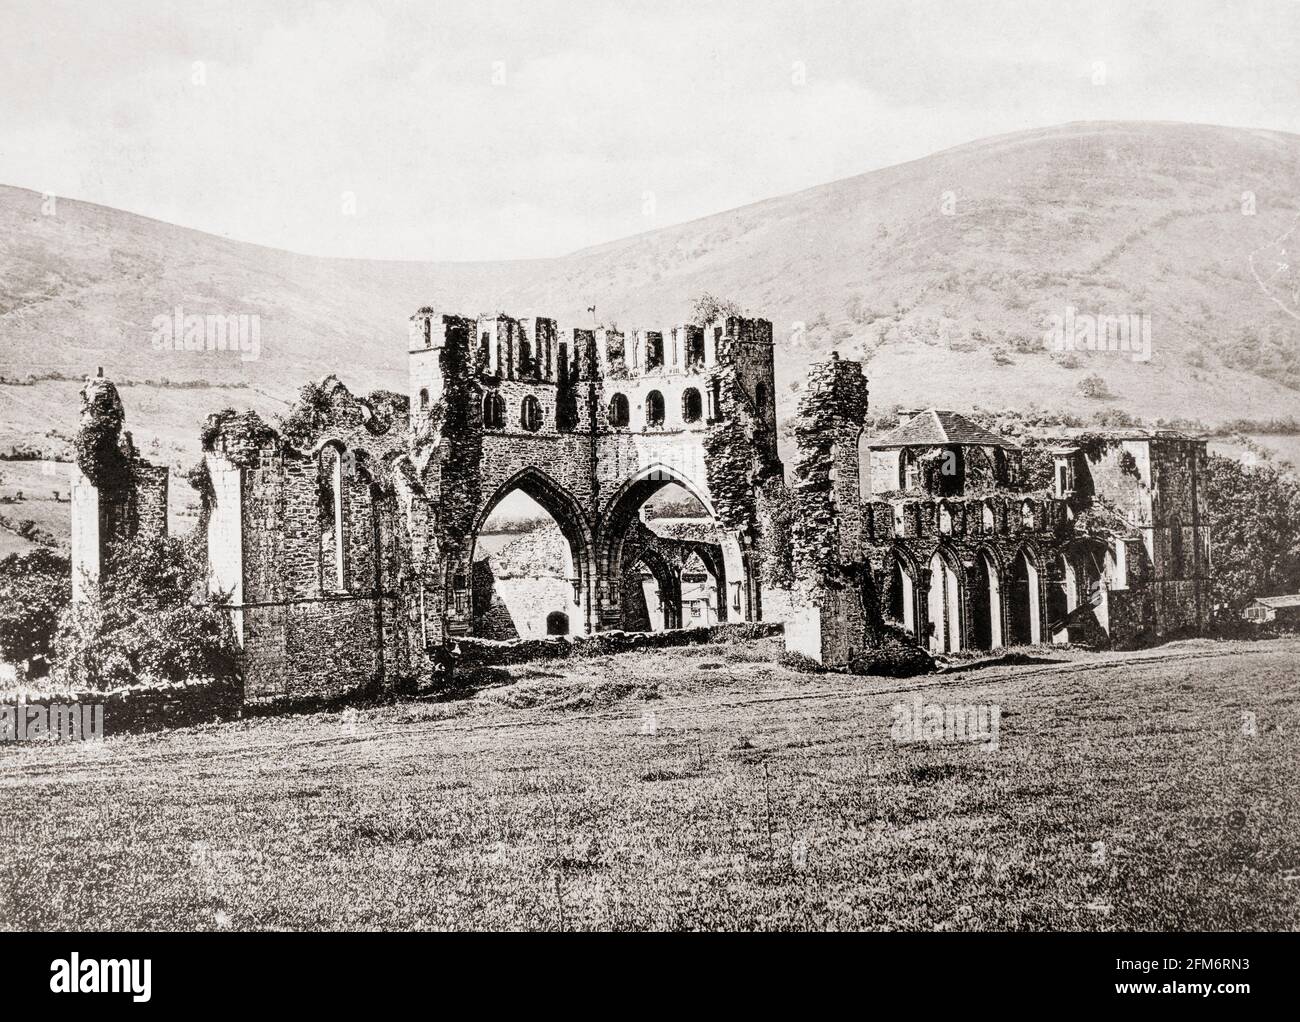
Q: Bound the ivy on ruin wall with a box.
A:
[703,361,784,541]
[74,377,132,494]
[757,477,795,587]
[789,357,869,588]
[200,408,278,466]
[428,322,483,556]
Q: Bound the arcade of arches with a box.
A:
[464,472,732,640]
[874,542,1112,655]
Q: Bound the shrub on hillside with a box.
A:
[1078,373,1111,399]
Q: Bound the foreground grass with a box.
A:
[1,636,1298,931]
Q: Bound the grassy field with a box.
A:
[1,635,1298,931]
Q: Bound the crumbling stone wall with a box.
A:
[200,379,431,703]
[1068,433,1212,639]
[411,308,782,641]
[782,355,871,665]
[780,360,1213,666]
[70,372,169,602]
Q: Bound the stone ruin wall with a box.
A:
[412,309,783,640]
[200,382,432,703]
[70,374,170,602]
[778,356,1214,666]
[67,322,1215,699]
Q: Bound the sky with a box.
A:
[1,0,1298,261]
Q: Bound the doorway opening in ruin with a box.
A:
[926,549,963,654]
[680,550,719,626]
[599,465,745,631]
[885,552,916,635]
[468,471,593,639]
[624,549,682,631]
[1047,553,1076,644]
[969,549,1002,650]
[1006,548,1041,646]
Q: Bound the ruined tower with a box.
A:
[70,371,169,601]
[408,308,783,639]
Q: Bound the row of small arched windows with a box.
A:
[465,382,766,432]
[608,388,704,428]
[481,392,544,431]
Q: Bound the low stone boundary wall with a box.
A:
[1,678,242,739]
[452,622,783,667]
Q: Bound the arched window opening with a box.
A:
[646,390,665,427]
[608,393,630,428]
[419,388,429,410]
[754,382,768,414]
[318,445,347,592]
[546,610,569,635]
[682,388,703,423]
[1169,518,1185,578]
[520,395,544,432]
[483,391,505,429]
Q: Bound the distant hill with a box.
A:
[3,120,1300,479]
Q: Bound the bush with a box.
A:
[53,536,239,690]
[847,623,935,678]
[1078,373,1111,399]
[1204,454,1300,611]
[778,650,827,674]
[0,547,71,677]
[690,292,742,326]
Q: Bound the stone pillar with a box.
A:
[70,465,100,603]
[784,354,870,667]
[70,371,169,603]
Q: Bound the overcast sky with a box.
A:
[1,0,1297,261]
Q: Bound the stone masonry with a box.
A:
[72,325,1213,698]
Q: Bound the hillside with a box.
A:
[3,120,1300,483]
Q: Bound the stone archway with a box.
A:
[462,466,596,637]
[926,547,964,654]
[1053,541,1110,645]
[969,547,1003,650]
[409,311,781,643]
[1006,546,1042,646]
[623,546,682,630]
[596,462,754,631]
[1047,552,1076,644]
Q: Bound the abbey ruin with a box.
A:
[70,308,1212,702]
